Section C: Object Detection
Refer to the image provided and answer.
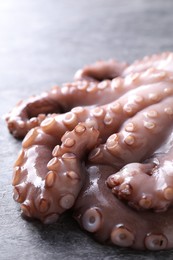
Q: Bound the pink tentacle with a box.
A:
[12,123,100,223]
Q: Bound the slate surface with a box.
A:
[1,0,173,259]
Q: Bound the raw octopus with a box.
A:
[6,52,173,250]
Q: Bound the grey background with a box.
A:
[1,0,173,259]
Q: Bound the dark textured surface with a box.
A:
[1,0,173,259]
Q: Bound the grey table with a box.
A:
[1,0,173,259]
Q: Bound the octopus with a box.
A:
[6,52,173,250]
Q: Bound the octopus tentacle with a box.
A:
[7,66,169,139]
[5,75,132,139]
[123,52,173,76]
[89,83,173,165]
[7,52,173,251]
[8,69,172,142]
[41,69,172,148]
[107,135,173,212]
[13,123,100,223]
[74,59,128,82]
[11,69,173,222]
[74,52,173,82]
[105,97,173,211]
[73,164,173,250]
[6,80,109,139]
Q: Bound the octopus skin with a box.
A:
[75,52,173,81]
[6,63,172,140]
[73,164,173,250]
[107,135,173,212]
[7,52,173,251]
[6,52,173,139]
[123,52,173,76]
[89,96,173,167]
[6,59,128,139]
[13,123,100,223]
[74,59,128,81]
[89,96,173,212]
[11,68,173,223]
[5,78,131,139]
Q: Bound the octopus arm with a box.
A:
[7,67,170,140]
[73,164,173,250]
[74,59,128,81]
[123,52,173,76]
[89,77,173,165]
[105,97,173,211]
[107,139,173,212]
[12,123,100,223]
[74,52,173,81]
[7,52,173,251]
[5,74,132,139]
